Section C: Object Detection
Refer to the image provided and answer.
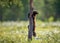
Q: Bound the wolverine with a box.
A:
[28,11,38,37]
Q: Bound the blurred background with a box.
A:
[0,0,60,22]
[0,0,60,43]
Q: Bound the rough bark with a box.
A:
[28,0,33,40]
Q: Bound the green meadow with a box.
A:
[0,21,60,43]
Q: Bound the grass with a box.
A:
[0,21,60,43]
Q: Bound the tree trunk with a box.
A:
[28,0,33,40]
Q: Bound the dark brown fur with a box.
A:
[28,11,38,37]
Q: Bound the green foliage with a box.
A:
[34,0,60,21]
[0,0,29,21]
[0,0,60,21]
[48,16,54,22]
